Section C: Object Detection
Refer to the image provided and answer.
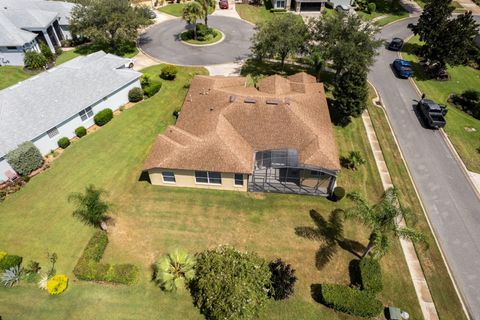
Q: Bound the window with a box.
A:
[6,46,17,51]
[79,107,94,121]
[234,173,243,186]
[162,171,176,183]
[276,0,285,8]
[47,127,59,138]
[195,171,222,184]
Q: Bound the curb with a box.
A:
[368,80,472,320]
[179,30,226,47]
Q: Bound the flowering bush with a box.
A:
[47,274,68,295]
[0,251,7,261]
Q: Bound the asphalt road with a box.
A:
[369,17,480,319]
[138,16,254,66]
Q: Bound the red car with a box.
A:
[219,0,229,9]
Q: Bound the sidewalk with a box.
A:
[362,94,440,320]
[456,0,480,14]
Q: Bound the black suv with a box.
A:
[388,38,404,51]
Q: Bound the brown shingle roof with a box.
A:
[144,73,340,174]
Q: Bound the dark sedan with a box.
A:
[388,37,404,51]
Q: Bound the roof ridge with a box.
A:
[169,126,201,141]
[159,134,185,148]
[215,115,252,170]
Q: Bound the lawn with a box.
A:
[0,63,424,319]
[235,3,301,25]
[401,36,480,172]
[0,66,36,90]
[158,3,214,17]
[356,0,408,25]
[367,87,468,320]
[55,50,81,65]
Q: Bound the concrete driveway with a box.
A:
[369,16,480,319]
[138,16,254,66]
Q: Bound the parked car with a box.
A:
[392,59,414,78]
[416,98,447,129]
[124,59,134,69]
[388,37,404,51]
[219,0,229,9]
[147,9,157,19]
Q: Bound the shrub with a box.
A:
[341,151,366,170]
[6,141,44,176]
[140,74,151,88]
[325,1,334,9]
[128,87,144,102]
[0,255,23,271]
[143,82,162,98]
[55,46,63,56]
[1,265,22,287]
[39,42,54,62]
[25,260,41,274]
[160,64,178,80]
[38,274,49,290]
[75,126,87,138]
[190,246,272,320]
[319,284,383,317]
[452,90,480,119]
[0,252,6,262]
[47,274,68,295]
[155,249,195,291]
[332,186,346,201]
[359,258,383,294]
[367,2,376,13]
[57,137,70,149]
[94,108,113,126]
[269,259,297,300]
[73,231,138,284]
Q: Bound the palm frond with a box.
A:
[396,227,429,247]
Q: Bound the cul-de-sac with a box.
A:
[0,0,479,319]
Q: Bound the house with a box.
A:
[144,72,340,196]
[0,0,75,66]
[0,51,142,182]
[271,0,353,13]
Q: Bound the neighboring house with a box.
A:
[271,0,353,13]
[144,72,340,196]
[0,51,142,182]
[0,0,75,66]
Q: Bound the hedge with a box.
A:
[319,284,383,317]
[359,258,383,294]
[94,108,113,126]
[128,87,144,102]
[24,51,47,70]
[0,255,23,271]
[75,126,87,138]
[5,141,44,176]
[73,231,138,284]
[57,137,70,149]
[143,82,162,98]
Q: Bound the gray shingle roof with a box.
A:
[0,0,75,25]
[0,11,37,46]
[0,51,141,157]
[0,8,58,29]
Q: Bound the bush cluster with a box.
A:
[0,254,23,271]
[160,65,178,80]
[319,284,383,317]
[332,186,345,201]
[190,247,272,320]
[359,258,383,294]
[24,51,48,70]
[47,274,69,295]
[451,90,480,119]
[57,137,71,149]
[75,126,87,138]
[5,141,44,176]
[94,108,113,126]
[269,259,297,300]
[128,87,144,102]
[39,42,54,62]
[143,82,162,98]
[73,231,138,284]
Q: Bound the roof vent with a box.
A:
[229,95,236,103]
[244,97,256,104]
[266,99,280,105]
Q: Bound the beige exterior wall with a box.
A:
[148,169,248,192]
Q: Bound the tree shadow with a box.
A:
[295,209,365,270]
[348,259,361,288]
[310,284,325,304]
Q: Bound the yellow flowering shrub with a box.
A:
[47,274,69,295]
[0,251,7,261]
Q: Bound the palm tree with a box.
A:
[295,209,364,269]
[68,185,110,229]
[155,248,196,291]
[194,0,214,27]
[182,2,203,40]
[346,188,427,259]
[341,151,366,171]
[307,50,324,82]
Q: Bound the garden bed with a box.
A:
[180,27,223,45]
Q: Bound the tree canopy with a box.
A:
[70,0,151,54]
[194,0,215,27]
[251,13,309,68]
[182,2,203,40]
[68,184,110,229]
[408,0,479,74]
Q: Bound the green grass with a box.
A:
[159,3,214,17]
[367,87,468,320]
[0,66,36,90]
[180,28,223,45]
[356,0,408,24]
[401,36,480,172]
[235,4,299,25]
[55,50,81,65]
[0,63,424,319]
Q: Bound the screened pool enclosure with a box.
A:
[248,149,337,196]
